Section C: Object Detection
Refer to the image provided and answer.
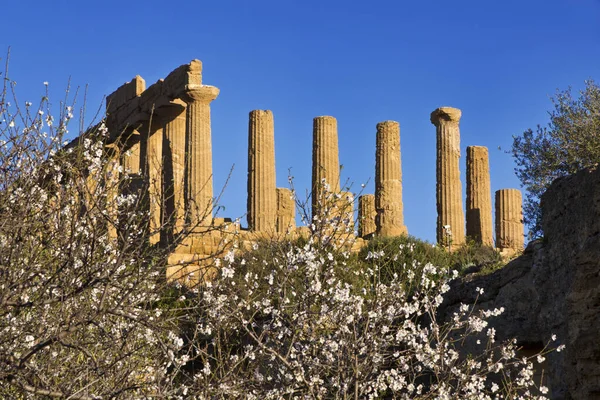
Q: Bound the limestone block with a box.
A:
[495,189,524,254]
[180,85,220,227]
[375,121,407,237]
[358,194,376,238]
[312,116,340,218]
[431,107,465,248]
[276,188,295,234]
[247,110,277,232]
[106,75,145,115]
[466,146,493,246]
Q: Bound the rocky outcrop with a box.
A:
[441,166,600,399]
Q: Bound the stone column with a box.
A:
[358,194,376,238]
[495,189,524,254]
[337,191,354,229]
[104,148,120,241]
[431,107,465,248]
[122,137,141,174]
[276,188,295,234]
[146,126,163,244]
[466,146,493,246]
[375,120,407,237]
[180,85,220,227]
[247,110,277,232]
[158,101,187,233]
[312,116,340,219]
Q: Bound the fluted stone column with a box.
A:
[358,194,376,238]
[146,126,163,244]
[495,189,524,254]
[466,146,493,246]
[337,191,354,228]
[158,101,187,233]
[247,110,277,232]
[122,138,141,174]
[375,120,407,237]
[276,188,295,234]
[105,150,120,241]
[312,116,340,219]
[180,85,220,227]
[431,107,465,248]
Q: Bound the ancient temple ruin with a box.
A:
[100,60,525,280]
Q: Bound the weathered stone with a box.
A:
[431,107,465,248]
[358,194,376,238]
[157,101,187,234]
[375,120,407,237]
[146,126,163,244]
[247,110,277,232]
[276,188,295,234]
[466,146,493,246]
[495,189,524,255]
[312,116,340,219]
[180,85,219,227]
[340,191,354,227]
[121,136,141,174]
[106,75,145,116]
[106,61,202,141]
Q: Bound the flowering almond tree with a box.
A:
[182,238,556,399]
[0,66,193,398]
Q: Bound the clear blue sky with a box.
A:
[2,0,599,243]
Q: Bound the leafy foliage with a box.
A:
[512,80,600,238]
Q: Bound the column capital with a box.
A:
[180,84,220,104]
[430,107,462,125]
[376,120,399,129]
[314,115,337,123]
[250,109,273,119]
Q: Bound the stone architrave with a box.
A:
[276,188,295,234]
[247,110,277,232]
[312,116,340,219]
[495,189,524,254]
[375,120,407,237]
[466,146,493,246]
[180,84,220,227]
[358,194,376,238]
[431,107,465,248]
